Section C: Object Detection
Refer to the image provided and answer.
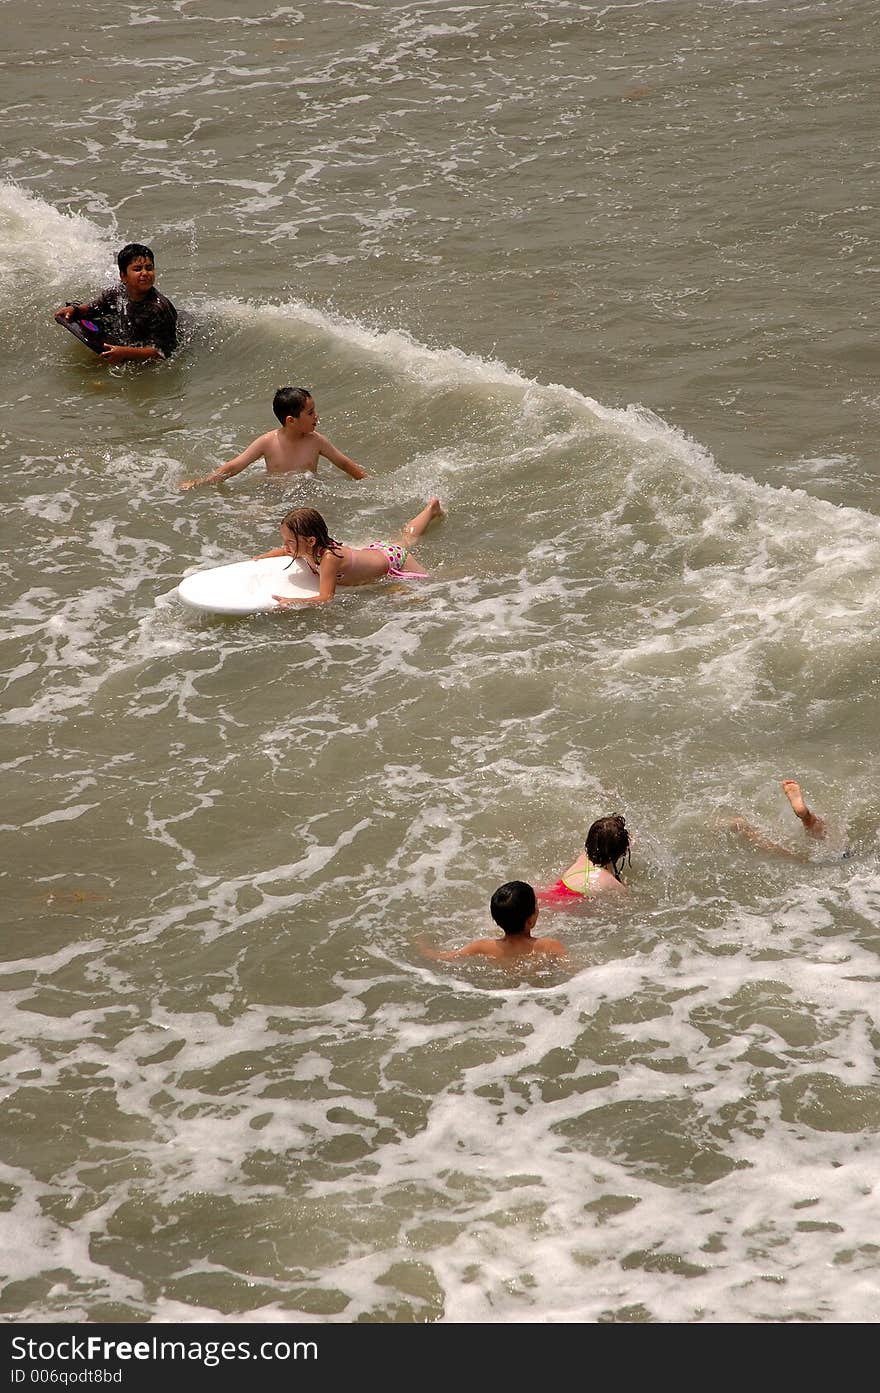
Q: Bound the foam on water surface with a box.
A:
[3,0,880,1322]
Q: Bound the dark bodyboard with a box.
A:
[57,314,106,354]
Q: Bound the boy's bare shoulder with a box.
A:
[466,936,566,960]
[258,427,285,450]
[420,936,499,961]
[461,938,502,958]
[534,937,567,958]
[235,429,276,460]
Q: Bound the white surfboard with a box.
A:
[176,555,320,615]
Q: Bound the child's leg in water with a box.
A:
[722,778,825,861]
[781,778,827,841]
[395,497,444,572]
[723,816,808,861]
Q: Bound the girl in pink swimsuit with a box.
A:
[257,498,444,607]
[541,814,631,906]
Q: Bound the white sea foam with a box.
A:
[4,174,880,1324]
[0,182,114,301]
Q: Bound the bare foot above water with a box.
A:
[781,778,826,840]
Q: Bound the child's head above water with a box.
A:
[586,814,630,880]
[279,506,341,562]
[490,880,538,936]
[273,386,313,425]
[117,243,155,275]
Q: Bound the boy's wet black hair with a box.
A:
[117,243,155,274]
[586,814,630,881]
[273,386,313,425]
[490,880,537,936]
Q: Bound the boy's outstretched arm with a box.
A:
[317,434,367,480]
[180,437,267,489]
[102,344,163,364]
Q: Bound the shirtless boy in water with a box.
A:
[422,881,567,963]
[725,779,830,860]
[180,387,366,488]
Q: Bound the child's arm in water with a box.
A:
[316,433,367,480]
[179,435,268,489]
[54,302,91,321]
[101,343,163,364]
[273,549,340,607]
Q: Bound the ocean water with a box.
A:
[2,0,880,1324]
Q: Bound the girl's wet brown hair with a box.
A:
[586,814,631,881]
[279,507,342,559]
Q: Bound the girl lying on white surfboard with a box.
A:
[256,498,444,607]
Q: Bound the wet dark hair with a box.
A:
[279,506,342,560]
[117,243,154,274]
[490,880,537,936]
[273,386,313,425]
[586,815,630,881]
